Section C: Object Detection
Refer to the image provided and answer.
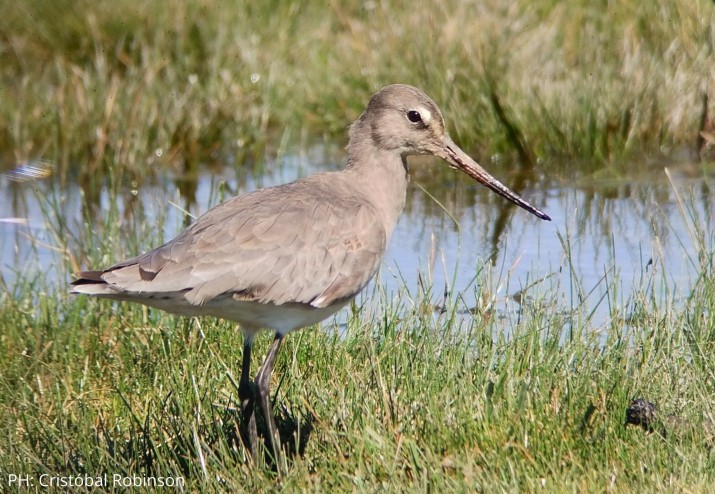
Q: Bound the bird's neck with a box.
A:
[344,143,409,242]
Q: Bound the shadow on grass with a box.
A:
[97,389,314,477]
[240,402,315,472]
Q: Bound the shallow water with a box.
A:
[1,144,713,332]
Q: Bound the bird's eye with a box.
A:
[407,110,422,123]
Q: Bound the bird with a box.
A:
[71,84,550,466]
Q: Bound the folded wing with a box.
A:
[73,176,386,309]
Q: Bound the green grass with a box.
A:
[1,193,714,491]
[1,0,713,187]
[1,264,714,492]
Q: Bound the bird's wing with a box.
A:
[99,177,387,308]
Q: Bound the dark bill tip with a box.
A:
[441,139,551,221]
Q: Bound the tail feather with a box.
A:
[70,270,119,296]
[71,270,107,286]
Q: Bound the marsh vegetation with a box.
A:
[1,1,714,491]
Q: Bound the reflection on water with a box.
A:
[1,142,713,332]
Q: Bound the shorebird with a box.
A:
[71,84,550,466]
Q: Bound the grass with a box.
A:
[1,0,715,491]
[1,178,715,491]
[1,249,715,492]
[1,0,713,186]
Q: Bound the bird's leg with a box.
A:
[255,333,284,468]
[238,336,257,459]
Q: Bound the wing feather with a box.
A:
[98,174,386,308]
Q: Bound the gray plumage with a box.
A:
[74,176,388,333]
[71,84,550,465]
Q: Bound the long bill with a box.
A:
[438,136,551,221]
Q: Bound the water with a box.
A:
[1,145,712,331]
